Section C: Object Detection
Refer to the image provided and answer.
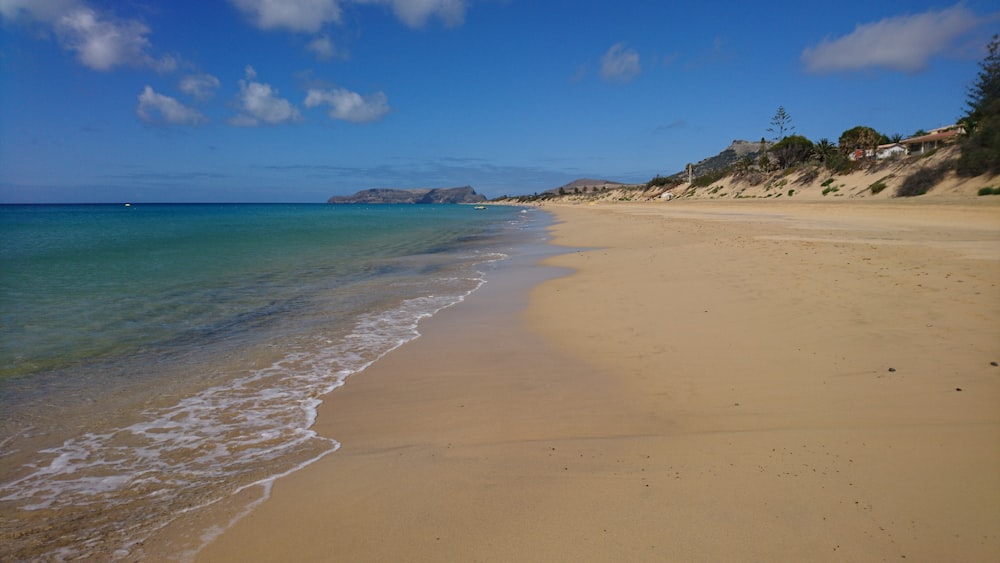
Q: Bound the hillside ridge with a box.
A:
[328,186,486,204]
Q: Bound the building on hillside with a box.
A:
[876,143,907,159]
[848,148,874,161]
[901,124,965,155]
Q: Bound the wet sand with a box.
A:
[192,199,1000,562]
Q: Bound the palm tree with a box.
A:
[811,138,836,163]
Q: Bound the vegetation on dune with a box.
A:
[957,34,1000,177]
[770,135,814,169]
[811,138,837,164]
[691,168,730,187]
[838,126,881,158]
[646,175,677,188]
[869,179,889,194]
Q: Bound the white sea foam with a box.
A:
[0,264,502,560]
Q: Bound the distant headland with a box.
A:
[328,186,486,204]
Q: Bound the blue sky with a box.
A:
[1,0,996,203]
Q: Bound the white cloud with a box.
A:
[0,0,75,21]
[307,35,338,60]
[136,86,207,125]
[600,42,641,82]
[231,69,302,126]
[305,87,390,123]
[364,0,466,28]
[179,73,222,100]
[56,7,177,71]
[229,0,342,33]
[801,5,980,73]
[227,0,468,33]
[0,0,175,72]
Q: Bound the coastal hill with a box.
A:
[683,139,772,179]
[328,186,486,204]
[549,141,772,196]
[497,143,998,204]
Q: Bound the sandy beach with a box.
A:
[187,199,1000,562]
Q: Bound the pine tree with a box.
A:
[965,34,1000,131]
[767,106,795,141]
[957,35,1000,176]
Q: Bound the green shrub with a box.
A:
[824,151,856,174]
[978,186,1000,195]
[957,101,1000,176]
[869,180,888,194]
[958,131,1000,176]
[692,167,731,187]
[771,135,815,168]
[646,175,676,188]
[822,185,840,196]
[787,189,795,197]
[821,178,834,187]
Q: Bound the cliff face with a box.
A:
[683,139,772,179]
[327,186,486,204]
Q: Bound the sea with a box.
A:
[0,202,547,561]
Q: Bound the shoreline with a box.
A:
[185,199,999,561]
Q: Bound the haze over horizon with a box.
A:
[1,0,996,203]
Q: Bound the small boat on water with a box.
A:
[474,205,486,210]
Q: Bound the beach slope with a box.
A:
[193,199,1000,562]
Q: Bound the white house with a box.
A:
[876,143,907,159]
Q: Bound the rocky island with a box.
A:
[327,186,486,204]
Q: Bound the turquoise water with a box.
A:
[2,204,513,377]
[0,203,546,560]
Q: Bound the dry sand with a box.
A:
[191,199,1000,562]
